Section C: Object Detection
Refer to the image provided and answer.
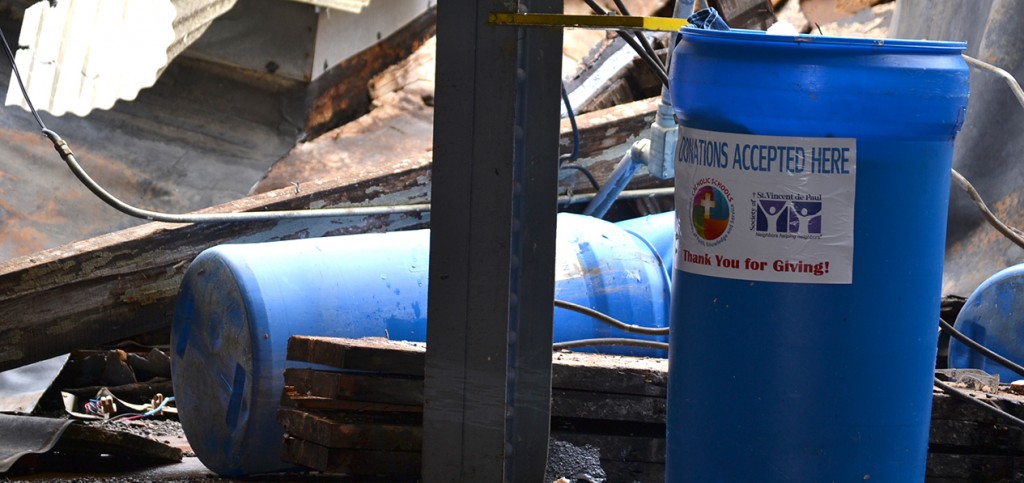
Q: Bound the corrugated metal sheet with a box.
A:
[5,0,176,116]
[4,0,237,117]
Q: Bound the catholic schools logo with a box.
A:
[689,179,733,246]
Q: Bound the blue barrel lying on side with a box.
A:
[949,264,1024,381]
[171,212,673,475]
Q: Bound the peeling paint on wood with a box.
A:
[0,95,668,372]
[0,165,433,372]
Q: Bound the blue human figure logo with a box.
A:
[756,200,787,232]
[756,199,822,234]
[791,201,822,234]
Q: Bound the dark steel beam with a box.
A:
[423,0,563,481]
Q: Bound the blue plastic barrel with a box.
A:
[949,264,1024,381]
[613,210,676,274]
[667,29,969,481]
[171,212,671,476]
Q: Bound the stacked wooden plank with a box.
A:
[929,387,1024,482]
[279,336,668,481]
[280,336,1024,481]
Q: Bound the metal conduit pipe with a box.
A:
[582,138,650,218]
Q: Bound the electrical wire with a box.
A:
[939,318,1024,379]
[933,378,1024,430]
[41,129,431,223]
[952,56,1024,249]
[101,396,175,423]
[559,186,673,205]
[558,82,581,166]
[553,337,669,351]
[105,412,144,422]
[143,396,174,417]
[964,54,1024,112]
[611,0,667,74]
[557,80,601,191]
[936,57,1024,419]
[950,169,1024,250]
[560,164,602,192]
[554,299,669,335]
[83,400,104,416]
[580,0,609,15]
[1,27,430,224]
[2,24,668,223]
[0,27,47,131]
[616,31,670,87]
[580,0,670,88]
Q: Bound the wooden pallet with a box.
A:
[280,336,1024,482]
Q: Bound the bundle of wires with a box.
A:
[103,396,176,423]
[582,0,670,87]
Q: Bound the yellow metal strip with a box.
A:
[489,13,689,32]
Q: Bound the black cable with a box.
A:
[40,129,430,222]
[2,27,431,224]
[611,0,667,74]
[557,82,598,192]
[0,27,47,131]
[933,378,1024,430]
[581,0,609,15]
[560,164,601,192]
[553,337,669,351]
[558,82,580,166]
[554,299,669,335]
[939,318,1024,379]
[616,31,670,87]
[581,0,670,88]
[633,33,665,74]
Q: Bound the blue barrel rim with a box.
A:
[680,27,967,52]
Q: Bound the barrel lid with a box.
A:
[681,27,966,52]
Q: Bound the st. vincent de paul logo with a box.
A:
[689,178,734,247]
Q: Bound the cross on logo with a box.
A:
[700,192,715,220]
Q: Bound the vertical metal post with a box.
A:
[423,0,563,481]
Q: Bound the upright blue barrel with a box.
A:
[948,264,1024,381]
[171,212,671,476]
[667,29,969,481]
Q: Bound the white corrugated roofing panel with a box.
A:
[4,0,177,116]
[291,0,371,14]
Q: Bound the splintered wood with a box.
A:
[279,336,668,480]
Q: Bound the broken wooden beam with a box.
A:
[0,164,431,373]
[0,96,665,372]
